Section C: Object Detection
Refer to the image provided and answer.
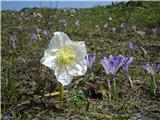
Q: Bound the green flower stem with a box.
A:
[150,75,157,96]
[60,83,64,100]
[106,76,111,92]
[111,77,117,100]
[113,78,116,100]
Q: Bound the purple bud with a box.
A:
[129,41,137,50]
[145,63,159,75]
[31,34,38,40]
[85,53,96,71]
[10,34,17,41]
[153,63,159,74]
[145,64,152,74]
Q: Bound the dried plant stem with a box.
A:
[44,90,68,97]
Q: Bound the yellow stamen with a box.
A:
[56,46,76,67]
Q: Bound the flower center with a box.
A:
[56,46,76,67]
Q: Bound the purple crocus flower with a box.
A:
[151,27,158,33]
[120,22,125,29]
[85,53,96,71]
[129,40,137,50]
[10,34,16,41]
[109,55,125,76]
[122,56,134,88]
[145,63,159,75]
[43,30,48,36]
[75,19,80,26]
[31,34,38,40]
[100,55,125,76]
[59,18,67,27]
[100,57,111,75]
[122,57,134,73]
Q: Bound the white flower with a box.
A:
[41,32,87,86]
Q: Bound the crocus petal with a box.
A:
[68,59,87,76]
[48,32,72,50]
[55,68,73,86]
[154,63,159,74]
[100,57,110,75]
[124,57,134,66]
[40,49,58,70]
[122,57,133,73]
[110,55,125,76]
[108,55,114,62]
[145,64,152,73]
[85,53,96,69]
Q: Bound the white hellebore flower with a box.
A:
[41,32,87,86]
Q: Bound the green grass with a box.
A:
[1,1,160,119]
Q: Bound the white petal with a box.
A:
[68,59,87,76]
[48,32,72,50]
[40,49,57,70]
[55,68,73,86]
[71,41,87,60]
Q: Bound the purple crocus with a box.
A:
[10,34,17,41]
[59,18,67,27]
[129,40,137,50]
[109,55,125,76]
[75,19,80,26]
[43,30,48,36]
[100,55,125,76]
[31,33,38,40]
[122,57,134,73]
[85,53,96,71]
[145,63,159,75]
[151,27,158,33]
[9,34,16,49]
[100,57,111,75]
[120,22,125,29]
[144,63,159,95]
[122,56,134,88]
